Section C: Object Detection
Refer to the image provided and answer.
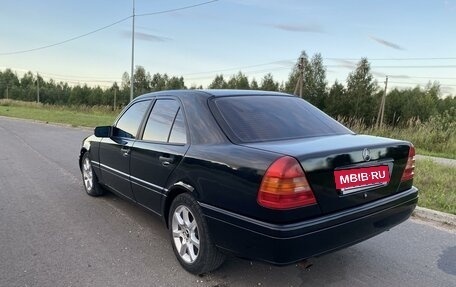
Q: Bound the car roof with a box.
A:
[198,89,291,97]
[134,89,292,100]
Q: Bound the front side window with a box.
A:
[115,100,151,138]
[142,99,183,143]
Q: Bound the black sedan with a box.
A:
[79,90,418,275]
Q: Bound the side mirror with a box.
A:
[94,126,113,138]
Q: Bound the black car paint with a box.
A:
[202,187,417,264]
[243,134,413,214]
[80,90,418,265]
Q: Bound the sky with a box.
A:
[1,0,455,95]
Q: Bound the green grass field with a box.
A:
[0,100,116,127]
[414,159,456,215]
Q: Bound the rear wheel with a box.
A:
[169,193,225,274]
[81,153,104,197]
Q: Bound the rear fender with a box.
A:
[162,181,198,227]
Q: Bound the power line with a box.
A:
[4,64,456,85]
[6,62,456,83]
[373,75,456,87]
[39,75,115,85]
[1,67,117,85]
[0,67,121,81]
[0,16,132,56]
[41,78,113,88]
[185,67,292,80]
[388,75,456,80]
[388,81,456,87]
[325,57,456,61]
[326,65,456,68]
[182,60,456,77]
[39,73,120,81]
[130,0,219,101]
[136,0,219,17]
[185,64,456,80]
[45,77,116,84]
[182,61,294,76]
[3,60,456,89]
[0,0,219,56]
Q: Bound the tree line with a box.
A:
[1,51,455,126]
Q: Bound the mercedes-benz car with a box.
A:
[79,90,418,275]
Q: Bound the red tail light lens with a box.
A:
[401,145,416,182]
[258,156,317,209]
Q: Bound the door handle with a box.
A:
[120,147,130,157]
[159,155,175,166]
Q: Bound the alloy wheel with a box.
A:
[171,205,200,263]
[82,157,93,192]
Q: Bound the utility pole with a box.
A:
[6,85,8,100]
[293,56,306,98]
[113,88,117,111]
[376,76,388,128]
[293,75,301,96]
[36,73,40,103]
[380,76,388,127]
[130,0,135,102]
[299,57,303,98]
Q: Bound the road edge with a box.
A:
[412,206,456,228]
[0,115,93,131]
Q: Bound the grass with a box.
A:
[341,116,456,160]
[414,159,456,215]
[0,100,116,127]
[415,148,456,160]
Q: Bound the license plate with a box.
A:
[334,165,390,192]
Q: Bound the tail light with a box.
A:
[401,144,415,182]
[258,156,317,209]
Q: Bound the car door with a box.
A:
[130,98,189,214]
[98,100,152,200]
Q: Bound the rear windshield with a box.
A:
[212,95,352,143]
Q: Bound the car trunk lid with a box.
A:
[241,134,412,214]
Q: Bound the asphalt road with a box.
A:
[0,116,455,287]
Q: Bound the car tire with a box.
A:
[81,152,104,197]
[169,193,225,275]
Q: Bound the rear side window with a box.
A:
[168,109,187,144]
[115,100,151,138]
[213,96,352,142]
[142,99,186,143]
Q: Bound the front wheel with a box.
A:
[169,193,225,274]
[81,153,104,197]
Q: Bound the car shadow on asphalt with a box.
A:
[97,191,443,287]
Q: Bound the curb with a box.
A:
[415,155,456,168]
[412,206,456,228]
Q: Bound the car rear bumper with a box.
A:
[200,186,418,265]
